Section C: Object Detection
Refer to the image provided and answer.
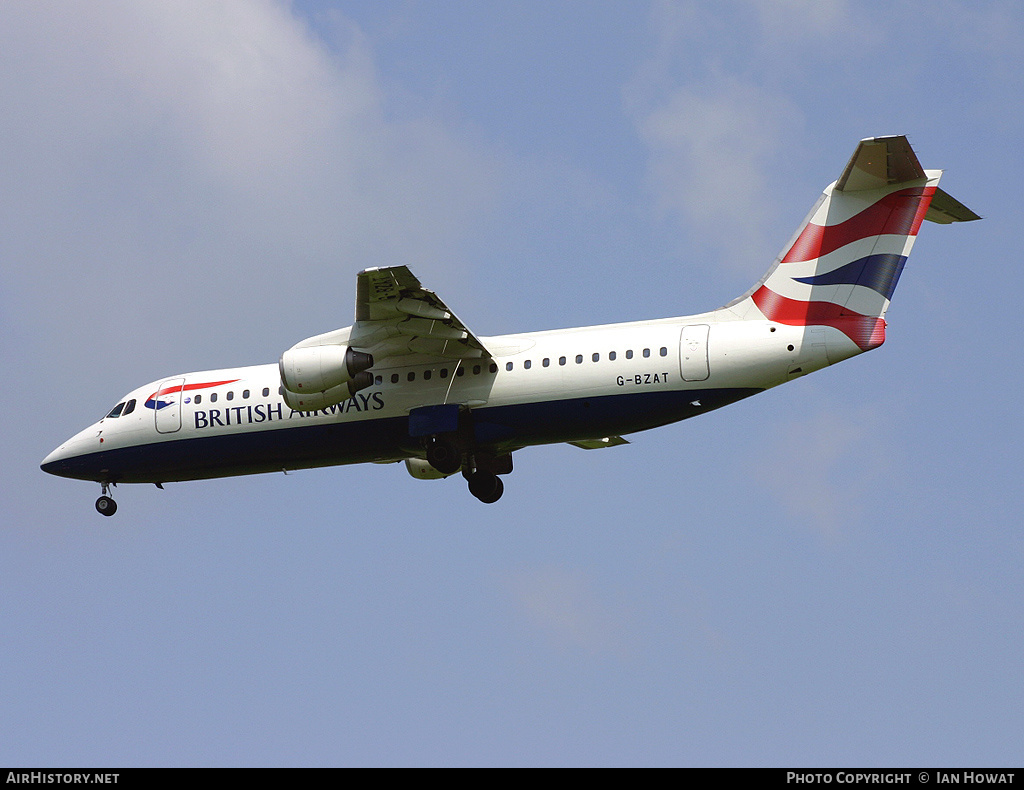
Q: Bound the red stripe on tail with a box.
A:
[752,286,886,351]
[782,186,936,263]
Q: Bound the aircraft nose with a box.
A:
[41,442,74,478]
[40,426,104,480]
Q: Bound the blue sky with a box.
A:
[2,0,1021,766]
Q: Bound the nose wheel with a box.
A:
[95,483,117,516]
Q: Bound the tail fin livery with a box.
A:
[726,136,978,351]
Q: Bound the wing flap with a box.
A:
[394,316,468,341]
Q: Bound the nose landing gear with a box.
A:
[95,483,117,516]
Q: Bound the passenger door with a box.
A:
[679,325,710,381]
[154,378,185,434]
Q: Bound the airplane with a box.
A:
[41,135,978,514]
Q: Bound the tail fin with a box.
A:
[725,136,978,352]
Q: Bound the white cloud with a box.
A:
[0,1,498,379]
[623,2,811,273]
[635,76,801,269]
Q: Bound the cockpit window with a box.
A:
[122,399,136,416]
[105,402,126,419]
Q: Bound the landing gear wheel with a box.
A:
[426,437,461,475]
[468,471,504,504]
[95,496,117,517]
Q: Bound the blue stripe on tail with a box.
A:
[793,253,907,300]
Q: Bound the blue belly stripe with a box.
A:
[41,387,762,483]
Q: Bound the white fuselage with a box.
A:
[41,310,852,486]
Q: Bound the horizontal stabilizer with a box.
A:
[835,134,933,191]
[835,135,926,192]
[924,187,981,224]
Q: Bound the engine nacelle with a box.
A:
[281,371,375,411]
[405,458,455,480]
[279,344,373,395]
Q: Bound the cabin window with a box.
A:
[391,373,399,384]
[643,348,651,358]
[226,391,234,401]
[423,369,432,380]
[456,367,465,377]
[559,356,566,366]
[609,351,616,361]
[263,387,270,397]
[375,375,383,385]
[489,363,497,373]
[105,402,125,419]
[524,360,532,370]
[592,353,600,363]
[242,389,250,399]
[194,394,202,405]
[576,354,583,364]
[210,392,218,403]
[473,365,481,375]
[408,371,416,382]
[440,368,449,379]
[660,347,668,356]
[626,350,633,359]
[543,358,550,367]
[506,362,513,371]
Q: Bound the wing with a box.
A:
[349,266,491,362]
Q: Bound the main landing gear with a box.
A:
[425,436,462,476]
[465,467,504,504]
[422,418,511,504]
[95,483,117,516]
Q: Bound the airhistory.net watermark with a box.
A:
[6,775,118,784]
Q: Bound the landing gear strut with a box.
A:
[95,483,117,517]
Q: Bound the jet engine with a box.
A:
[405,458,456,480]
[279,344,374,410]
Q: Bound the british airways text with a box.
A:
[193,391,384,429]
